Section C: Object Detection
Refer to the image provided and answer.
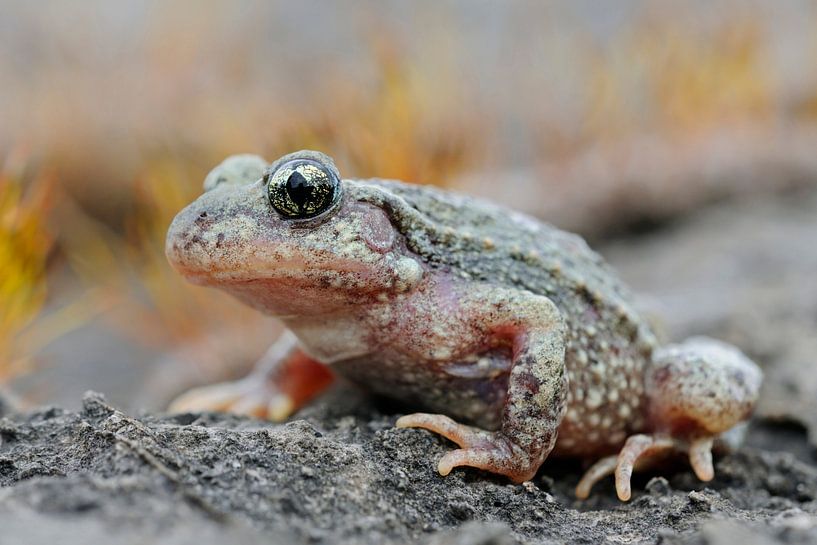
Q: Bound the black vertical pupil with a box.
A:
[286,171,314,208]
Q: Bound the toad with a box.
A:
[165,150,762,500]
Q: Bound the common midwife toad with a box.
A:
[165,150,762,500]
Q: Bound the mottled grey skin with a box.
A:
[346,177,657,453]
[166,150,762,500]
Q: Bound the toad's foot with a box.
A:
[575,433,715,501]
[396,413,538,483]
[168,376,296,421]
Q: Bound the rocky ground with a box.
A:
[2,187,817,544]
[1,389,816,545]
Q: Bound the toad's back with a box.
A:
[361,179,659,455]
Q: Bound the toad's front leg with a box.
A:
[397,287,568,483]
[168,331,334,421]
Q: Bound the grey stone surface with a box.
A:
[0,390,815,545]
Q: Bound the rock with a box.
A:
[663,515,817,545]
[0,390,815,544]
[424,522,520,545]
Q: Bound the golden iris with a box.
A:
[266,160,340,219]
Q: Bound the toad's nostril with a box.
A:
[195,211,212,227]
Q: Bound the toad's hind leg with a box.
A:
[577,336,762,500]
[168,332,334,421]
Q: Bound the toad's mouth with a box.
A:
[175,254,402,317]
[178,260,368,284]
[174,253,383,290]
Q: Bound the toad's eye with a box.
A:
[265,158,341,220]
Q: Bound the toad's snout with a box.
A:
[165,200,248,282]
[165,180,274,282]
[165,206,220,281]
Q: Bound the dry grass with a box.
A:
[0,155,55,380]
[558,19,775,153]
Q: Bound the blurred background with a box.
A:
[2,1,816,423]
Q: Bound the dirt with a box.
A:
[0,390,815,545]
[2,189,817,544]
